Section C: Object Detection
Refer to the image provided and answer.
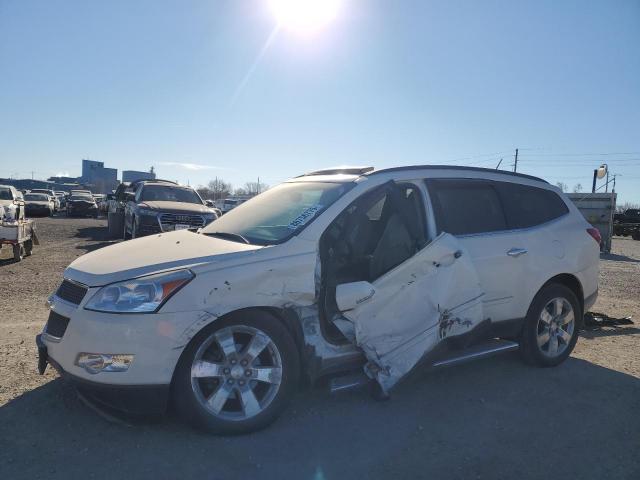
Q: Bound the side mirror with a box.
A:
[335,281,376,312]
[124,192,135,202]
[205,200,214,207]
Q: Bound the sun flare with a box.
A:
[268,0,342,33]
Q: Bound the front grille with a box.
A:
[45,311,70,338]
[159,213,205,228]
[56,279,88,305]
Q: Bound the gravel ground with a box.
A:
[1,217,638,479]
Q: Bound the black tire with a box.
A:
[632,231,640,241]
[12,244,24,262]
[173,310,300,435]
[520,283,581,367]
[24,239,33,256]
[131,217,138,239]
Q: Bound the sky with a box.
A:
[1,0,639,203]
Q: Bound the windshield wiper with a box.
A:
[203,231,250,244]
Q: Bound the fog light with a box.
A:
[76,353,134,374]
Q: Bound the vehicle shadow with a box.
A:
[600,252,640,263]
[580,326,640,339]
[1,354,639,479]
[74,226,119,253]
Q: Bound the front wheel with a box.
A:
[520,284,581,367]
[173,310,300,434]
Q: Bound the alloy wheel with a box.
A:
[536,297,575,358]
[190,325,283,421]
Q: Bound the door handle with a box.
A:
[507,248,528,257]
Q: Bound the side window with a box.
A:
[322,182,428,283]
[496,182,569,229]
[426,179,507,235]
[134,185,143,203]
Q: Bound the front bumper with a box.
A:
[37,334,169,415]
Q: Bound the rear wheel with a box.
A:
[173,310,299,434]
[12,244,24,262]
[24,239,33,256]
[520,284,581,367]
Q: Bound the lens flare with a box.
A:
[268,0,342,33]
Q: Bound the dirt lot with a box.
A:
[1,217,639,479]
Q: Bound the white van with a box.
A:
[37,166,600,433]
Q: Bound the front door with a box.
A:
[336,233,484,393]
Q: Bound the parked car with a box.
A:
[220,197,248,214]
[0,184,25,221]
[122,180,218,238]
[23,193,54,217]
[30,189,60,212]
[101,193,114,213]
[54,191,67,209]
[66,193,99,217]
[37,165,599,434]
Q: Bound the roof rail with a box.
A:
[366,165,547,183]
[300,166,374,177]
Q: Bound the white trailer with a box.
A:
[0,219,39,262]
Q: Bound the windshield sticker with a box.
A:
[287,205,323,230]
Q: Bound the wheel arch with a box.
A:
[169,305,308,391]
[536,273,584,324]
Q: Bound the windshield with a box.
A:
[201,181,354,245]
[70,195,94,201]
[25,194,48,201]
[141,185,202,204]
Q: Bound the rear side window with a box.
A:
[426,179,507,235]
[496,183,569,229]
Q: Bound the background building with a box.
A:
[122,170,156,183]
[80,159,118,193]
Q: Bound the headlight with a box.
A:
[85,269,194,313]
[138,208,157,216]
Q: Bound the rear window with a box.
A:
[496,183,569,229]
[426,179,507,235]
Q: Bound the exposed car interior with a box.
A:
[319,181,428,342]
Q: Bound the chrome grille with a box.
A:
[159,213,205,228]
[56,280,88,305]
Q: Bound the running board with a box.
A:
[431,339,519,368]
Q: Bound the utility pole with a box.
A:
[513,148,519,173]
[257,177,260,195]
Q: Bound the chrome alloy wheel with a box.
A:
[190,325,283,421]
[536,297,575,358]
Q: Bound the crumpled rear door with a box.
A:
[341,233,484,393]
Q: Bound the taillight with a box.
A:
[587,227,601,245]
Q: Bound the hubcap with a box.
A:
[536,297,575,358]
[190,325,283,421]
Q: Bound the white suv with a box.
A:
[37,166,600,433]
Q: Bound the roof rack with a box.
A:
[129,178,179,188]
[301,166,374,177]
[366,165,547,183]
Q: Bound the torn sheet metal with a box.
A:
[341,233,484,393]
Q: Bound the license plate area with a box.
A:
[175,224,190,230]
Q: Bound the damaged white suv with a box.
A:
[37,166,600,434]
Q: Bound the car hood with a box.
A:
[64,230,262,286]
[139,201,211,214]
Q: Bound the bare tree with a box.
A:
[572,183,583,193]
[208,178,233,200]
[556,181,568,192]
[243,182,269,196]
[616,201,640,213]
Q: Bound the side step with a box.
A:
[328,339,519,394]
[431,338,519,368]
